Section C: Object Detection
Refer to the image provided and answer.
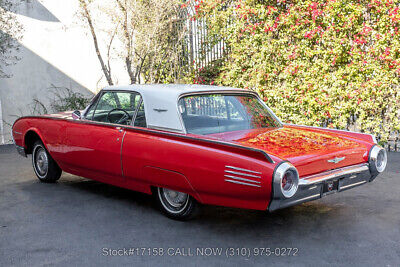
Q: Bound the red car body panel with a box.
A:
[12,110,375,211]
[13,115,279,210]
[207,125,373,177]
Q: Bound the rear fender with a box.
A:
[141,166,203,203]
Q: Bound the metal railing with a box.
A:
[383,135,400,152]
[181,1,227,71]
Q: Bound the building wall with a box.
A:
[0,99,4,144]
[0,0,129,144]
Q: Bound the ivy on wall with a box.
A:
[193,0,400,142]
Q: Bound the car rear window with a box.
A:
[178,94,281,135]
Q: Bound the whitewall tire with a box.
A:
[32,141,62,183]
[155,187,199,220]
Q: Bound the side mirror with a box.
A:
[72,110,81,120]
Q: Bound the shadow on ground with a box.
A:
[0,145,399,266]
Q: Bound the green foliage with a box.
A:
[0,0,25,78]
[4,86,91,130]
[79,0,189,85]
[191,58,225,84]
[195,0,400,141]
[49,85,91,112]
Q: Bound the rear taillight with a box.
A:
[369,145,387,175]
[273,162,299,199]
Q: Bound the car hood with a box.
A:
[207,125,371,177]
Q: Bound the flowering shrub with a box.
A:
[191,59,224,84]
[193,0,400,142]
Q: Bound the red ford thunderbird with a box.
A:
[12,84,387,220]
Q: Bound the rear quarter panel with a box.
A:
[122,129,278,210]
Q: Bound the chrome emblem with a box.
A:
[327,157,345,164]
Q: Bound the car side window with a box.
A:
[85,105,95,120]
[90,91,141,125]
[133,99,147,128]
[84,94,100,120]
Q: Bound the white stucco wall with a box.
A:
[0,0,129,144]
[0,99,4,144]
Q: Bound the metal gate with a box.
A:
[181,0,227,71]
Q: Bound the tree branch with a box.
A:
[80,0,113,85]
[116,0,136,84]
[107,23,119,80]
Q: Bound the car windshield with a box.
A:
[178,94,282,135]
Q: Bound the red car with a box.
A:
[12,84,387,220]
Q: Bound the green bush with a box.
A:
[194,0,400,142]
[49,85,92,112]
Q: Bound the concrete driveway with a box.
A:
[0,144,399,266]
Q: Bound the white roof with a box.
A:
[103,84,254,133]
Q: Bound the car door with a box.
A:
[61,90,141,183]
[121,99,149,187]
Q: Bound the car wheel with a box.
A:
[32,140,62,183]
[155,187,199,220]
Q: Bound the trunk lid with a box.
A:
[207,125,370,177]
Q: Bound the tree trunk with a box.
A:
[116,0,136,84]
[80,0,113,85]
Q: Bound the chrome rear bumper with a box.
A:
[269,163,373,212]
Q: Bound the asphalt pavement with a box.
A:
[0,144,399,266]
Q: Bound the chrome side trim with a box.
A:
[147,125,184,133]
[224,179,261,188]
[120,131,127,176]
[224,175,261,184]
[225,165,262,174]
[224,170,261,178]
[299,163,369,186]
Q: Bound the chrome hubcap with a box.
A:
[163,188,188,208]
[35,148,48,176]
[158,188,190,213]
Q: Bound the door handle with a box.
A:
[116,127,124,141]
